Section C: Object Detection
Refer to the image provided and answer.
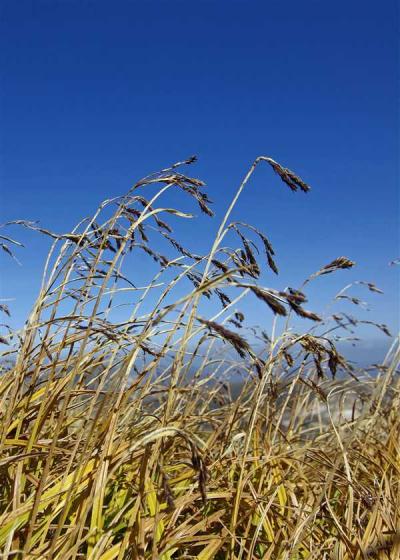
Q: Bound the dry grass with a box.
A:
[0,156,399,559]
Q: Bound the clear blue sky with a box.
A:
[1,0,398,359]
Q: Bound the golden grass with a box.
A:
[0,156,399,559]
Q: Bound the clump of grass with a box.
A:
[0,156,399,559]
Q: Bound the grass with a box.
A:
[0,156,399,559]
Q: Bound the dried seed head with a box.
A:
[0,304,10,317]
[228,319,243,329]
[253,358,266,379]
[357,281,384,294]
[267,159,311,193]
[318,257,355,275]
[314,357,324,379]
[234,311,245,323]
[267,252,279,275]
[289,304,322,322]
[259,233,275,255]
[261,331,271,343]
[249,286,287,316]
[197,196,214,217]
[199,318,251,358]
[137,224,148,243]
[336,295,365,306]
[300,335,346,379]
[184,155,197,165]
[190,443,208,505]
[1,243,18,260]
[378,324,392,337]
[211,259,229,274]
[283,350,294,368]
[342,313,358,327]
[283,291,320,321]
[215,289,232,308]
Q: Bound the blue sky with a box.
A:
[0,0,398,359]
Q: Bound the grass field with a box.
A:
[0,156,399,559]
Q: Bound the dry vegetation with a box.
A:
[0,156,399,559]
